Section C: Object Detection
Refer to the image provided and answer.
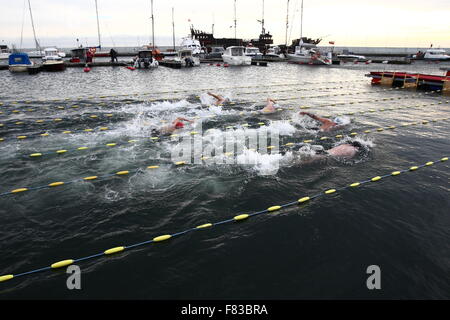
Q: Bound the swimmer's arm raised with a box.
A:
[300,112,333,125]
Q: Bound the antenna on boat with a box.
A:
[95,0,102,48]
[27,0,40,53]
[285,0,289,46]
[151,0,155,49]
[172,7,175,51]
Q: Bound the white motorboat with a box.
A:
[337,54,369,63]
[423,49,450,61]
[133,49,159,68]
[180,37,203,55]
[0,44,10,60]
[287,43,331,65]
[42,48,66,71]
[165,49,200,67]
[222,46,252,66]
[244,46,263,58]
[266,46,284,58]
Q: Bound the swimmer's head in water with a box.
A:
[351,141,363,150]
[174,121,184,129]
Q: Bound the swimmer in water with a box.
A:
[260,98,277,114]
[207,92,227,105]
[298,141,364,164]
[325,141,363,159]
[299,112,347,132]
[151,117,194,136]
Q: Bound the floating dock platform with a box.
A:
[366,71,450,92]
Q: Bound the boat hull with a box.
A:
[27,65,42,74]
[222,55,251,66]
[42,61,66,72]
[287,54,331,65]
[9,65,29,72]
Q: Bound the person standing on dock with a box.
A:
[110,48,118,63]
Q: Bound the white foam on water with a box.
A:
[266,120,297,136]
[236,148,294,176]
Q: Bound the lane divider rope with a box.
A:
[0,155,448,284]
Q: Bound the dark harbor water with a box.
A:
[1,61,450,299]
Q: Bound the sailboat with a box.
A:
[287,0,332,65]
[9,0,36,72]
[92,0,110,57]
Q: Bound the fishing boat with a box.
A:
[42,48,66,71]
[222,46,251,66]
[8,52,34,72]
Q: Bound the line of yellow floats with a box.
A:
[1,155,448,284]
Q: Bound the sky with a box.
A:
[0,0,449,49]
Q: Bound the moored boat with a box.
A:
[244,46,263,58]
[27,64,42,74]
[423,49,450,61]
[8,52,34,72]
[366,70,450,92]
[0,44,11,60]
[337,54,369,63]
[222,46,251,66]
[287,42,332,65]
[133,49,159,68]
[168,49,200,67]
[42,48,66,71]
[180,37,204,55]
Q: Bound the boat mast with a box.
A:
[285,0,289,46]
[234,0,237,39]
[151,0,155,49]
[300,0,303,44]
[27,0,40,53]
[95,0,101,48]
[261,0,265,34]
[172,7,175,51]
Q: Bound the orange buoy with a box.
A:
[83,67,91,72]
[127,66,136,70]
[216,63,221,67]
[224,64,229,67]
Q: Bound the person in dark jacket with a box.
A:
[110,48,118,63]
